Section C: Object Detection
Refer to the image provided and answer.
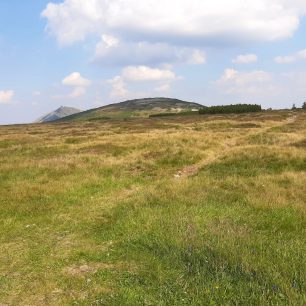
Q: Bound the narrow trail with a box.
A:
[286,114,297,124]
[174,137,236,179]
[174,113,299,179]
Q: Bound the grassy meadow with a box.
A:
[0,110,305,305]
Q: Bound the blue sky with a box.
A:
[1,0,306,124]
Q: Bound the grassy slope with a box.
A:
[58,98,203,122]
[0,111,305,305]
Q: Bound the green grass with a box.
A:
[0,110,305,305]
[202,148,306,177]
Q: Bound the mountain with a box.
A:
[58,98,203,122]
[36,106,81,123]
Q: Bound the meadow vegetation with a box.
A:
[0,110,305,305]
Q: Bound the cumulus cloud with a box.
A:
[275,49,306,64]
[232,54,258,64]
[108,65,178,98]
[121,66,177,82]
[0,90,14,104]
[216,68,272,94]
[61,72,91,98]
[100,34,119,49]
[94,35,206,66]
[62,72,91,87]
[42,0,306,47]
[187,50,206,65]
[108,76,129,98]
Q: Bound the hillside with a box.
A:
[36,106,81,123]
[59,98,203,121]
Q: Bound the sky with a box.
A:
[1,0,306,124]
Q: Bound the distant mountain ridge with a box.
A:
[99,98,203,111]
[57,98,203,122]
[36,106,81,123]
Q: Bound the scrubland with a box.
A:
[0,110,305,305]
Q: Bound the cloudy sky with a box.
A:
[1,0,306,124]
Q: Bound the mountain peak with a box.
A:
[35,106,81,123]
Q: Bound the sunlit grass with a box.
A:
[0,110,305,305]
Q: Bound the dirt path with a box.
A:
[174,113,299,179]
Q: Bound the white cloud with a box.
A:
[94,36,206,66]
[108,76,129,98]
[62,72,91,87]
[232,54,258,64]
[0,90,14,104]
[217,69,272,94]
[187,50,206,65]
[205,68,306,109]
[122,66,177,82]
[61,72,91,99]
[100,34,119,49]
[69,86,86,98]
[221,69,239,81]
[42,0,306,47]
[107,65,177,98]
[274,49,306,64]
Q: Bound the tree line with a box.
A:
[199,104,262,114]
[292,102,306,110]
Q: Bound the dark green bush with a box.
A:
[199,104,262,114]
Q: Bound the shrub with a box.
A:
[199,104,262,115]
